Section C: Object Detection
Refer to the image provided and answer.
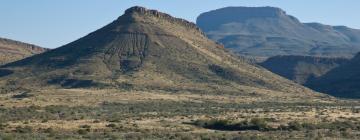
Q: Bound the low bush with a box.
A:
[12,92,33,99]
[0,123,7,130]
[192,118,270,131]
[44,128,54,133]
[14,126,33,133]
[106,123,116,128]
[80,125,91,129]
[77,129,88,135]
[280,120,360,131]
[287,121,303,131]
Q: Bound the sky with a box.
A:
[1,0,359,48]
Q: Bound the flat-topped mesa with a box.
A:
[224,6,287,17]
[198,6,288,21]
[124,6,204,35]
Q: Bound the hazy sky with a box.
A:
[1,0,359,48]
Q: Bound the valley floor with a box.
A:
[0,89,360,139]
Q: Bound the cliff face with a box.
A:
[124,6,204,34]
[197,7,360,58]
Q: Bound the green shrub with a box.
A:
[77,129,88,135]
[80,125,91,129]
[0,135,14,140]
[192,118,269,131]
[106,123,116,128]
[11,92,33,99]
[287,121,303,131]
[302,122,317,130]
[44,128,54,133]
[14,126,33,133]
[250,118,268,131]
[0,123,7,130]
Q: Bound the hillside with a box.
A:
[260,56,349,84]
[0,38,47,65]
[0,6,322,100]
[196,7,360,58]
[1,6,358,140]
[307,53,360,98]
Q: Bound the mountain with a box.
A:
[306,53,360,98]
[0,6,321,99]
[260,55,349,84]
[196,7,360,58]
[0,38,47,65]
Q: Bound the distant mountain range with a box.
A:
[0,38,47,65]
[0,6,321,100]
[197,7,360,58]
[260,55,349,84]
[307,53,360,98]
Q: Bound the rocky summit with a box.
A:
[0,6,321,99]
[197,7,360,58]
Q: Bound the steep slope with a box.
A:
[260,56,349,84]
[307,53,360,98]
[0,38,47,65]
[197,7,360,58]
[0,6,321,99]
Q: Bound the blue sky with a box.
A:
[1,0,359,48]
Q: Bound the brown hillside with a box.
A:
[0,38,47,65]
[0,6,325,100]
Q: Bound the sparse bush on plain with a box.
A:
[77,129,89,135]
[192,118,270,131]
[106,123,117,128]
[14,126,33,133]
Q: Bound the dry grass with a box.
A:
[0,88,359,139]
[0,88,335,108]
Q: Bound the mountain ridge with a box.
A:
[196,6,360,58]
[0,6,323,100]
[0,37,48,65]
[260,55,350,84]
[306,53,360,98]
